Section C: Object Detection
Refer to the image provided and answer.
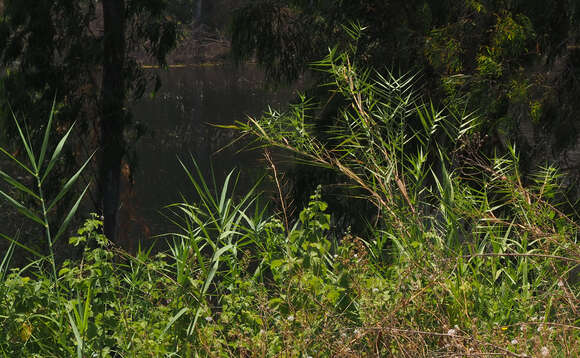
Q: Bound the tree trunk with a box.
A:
[100,0,126,242]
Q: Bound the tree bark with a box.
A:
[100,0,126,242]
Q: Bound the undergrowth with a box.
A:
[1,32,578,356]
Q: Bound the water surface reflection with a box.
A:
[126,64,296,248]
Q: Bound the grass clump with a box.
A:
[1,47,579,356]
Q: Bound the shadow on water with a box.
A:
[122,64,298,250]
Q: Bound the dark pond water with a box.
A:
[122,64,298,248]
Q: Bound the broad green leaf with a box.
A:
[213,243,234,260]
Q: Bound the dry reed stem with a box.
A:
[264,148,290,233]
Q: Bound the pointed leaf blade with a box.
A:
[67,311,84,358]
[38,97,57,170]
[53,183,90,244]
[0,189,45,227]
[47,151,93,212]
[159,307,189,340]
[0,232,44,258]
[0,147,34,176]
[11,111,38,173]
[0,169,40,201]
[41,122,76,183]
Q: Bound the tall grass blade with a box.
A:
[219,170,234,216]
[47,151,93,212]
[41,122,76,184]
[203,244,233,294]
[177,158,210,207]
[38,97,57,170]
[53,183,91,243]
[67,311,84,358]
[0,189,45,226]
[0,240,15,282]
[0,232,44,258]
[0,147,34,176]
[11,111,38,173]
[81,285,92,335]
[0,169,41,200]
[159,307,189,340]
[190,156,218,209]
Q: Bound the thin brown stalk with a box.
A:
[264,148,289,233]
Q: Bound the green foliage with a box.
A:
[0,105,92,277]
[231,0,432,82]
[163,157,268,335]
[231,0,580,182]
[231,48,579,355]
[1,46,579,356]
[0,106,94,356]
[425,27,464,74]
[0,0,177,117]
[491,11,535,59]
[3,171,577,355]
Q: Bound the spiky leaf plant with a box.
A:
[233,28,579,355]
[0,102,93,356]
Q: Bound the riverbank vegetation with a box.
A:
[1,46,578,356]
[1,1,580,356]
